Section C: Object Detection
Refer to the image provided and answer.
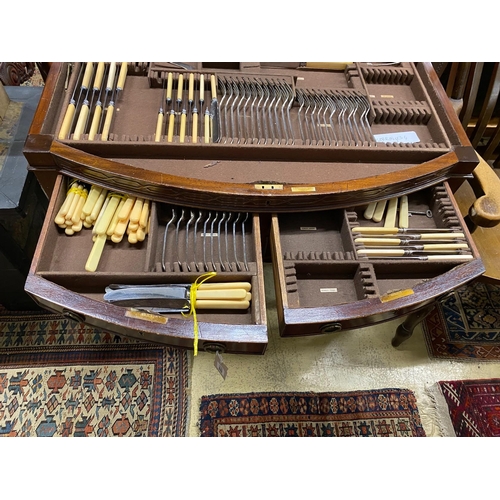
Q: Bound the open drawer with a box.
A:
[25,175,268,354]
[270,182,485,337]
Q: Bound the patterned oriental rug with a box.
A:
[422,282,500,361]
[199,389,426,437]
[0,309,189,437]
[434,378,500,437]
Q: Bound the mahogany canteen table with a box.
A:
[22,62,485,354]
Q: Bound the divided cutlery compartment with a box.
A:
[27,62,480,214]
[271,182,484,337]
[25,175,268,354]
[53,62,450,152]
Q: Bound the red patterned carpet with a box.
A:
[437,378,500,437]
[423,282,500,361]
[0,310,189,437]
[199,389,426,437]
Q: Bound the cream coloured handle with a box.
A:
[94,62,106,90]
[305,62,353,70]
[210,74,217,99]
[195,289,248,301]
[167,111,175,142]
[372,200,387,223]
[88,105,101,141]
[58,103,76,139]
[384,197,398,227]
[106,62,117,90]
[73,104,89,140]
[192,111,198,143]
[188,73,194,101]
[166,72,173,102]
[198,282,252,292]
[195,300,250,310]
[363,202,377,220]
[85,234,107,272]
[399,195,409,228]
[154,112,163,142]
[82,62,94,88]
[117,62,127,90]
[101,105,114,141]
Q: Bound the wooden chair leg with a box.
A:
[392,303,435,347]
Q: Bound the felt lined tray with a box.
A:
[26,175,268,353]
[270,182,483,336]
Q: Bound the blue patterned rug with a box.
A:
[0,308,189,436]
[422,282,500,361]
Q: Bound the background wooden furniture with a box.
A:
[437,62,500,166]
[435,62,500,283]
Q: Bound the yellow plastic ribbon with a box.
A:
[66,180,88,199]
[182,271,217,356]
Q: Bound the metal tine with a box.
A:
[261,81,271,143]
[241,212,249,271]
[344,94,360,144]
[311,91,322,144]
[304,91,316,144]
[203,211,212,271]
[358,95,375,143]
[302,91,311,144]
[277,81,290,144]
[210,211,219,271]
[343,94,359,145]
[236,81,246,144]
[242,79,252,144]
[230,81,239,143]
[284,80,295,145]
[175,208,186,269]
[271,79,283,144]
[325,92,338,145]
[223,77,233,144]
[348,94,364,145]
[274,80,287,144]
[218,78,228,142]
[193,209,203,271]
[217,212,227,271]
[225,212,232,271]
[265,79,276,144]
[313,92,327,145]
[255,81,265,143]
[219,76,232,143]
[161,208,177,272]
[296,89,306,143]
[336,93,349,143]
[355,95,369,144]
[318,94,332,146]
[185,210,195,272]
[306,91,316,144]
[233,212,242,271]
[249,80,258,143]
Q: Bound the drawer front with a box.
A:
[26,175,268,354]
[271,183,484,337]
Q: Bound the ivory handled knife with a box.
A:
[357,248,471,257]
[352,227,465,238]
[357,254,474,261]
[358,244,469,252]
[103,282,252,311]
[354,237,467,245]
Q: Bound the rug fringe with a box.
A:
[423,383,456,437]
